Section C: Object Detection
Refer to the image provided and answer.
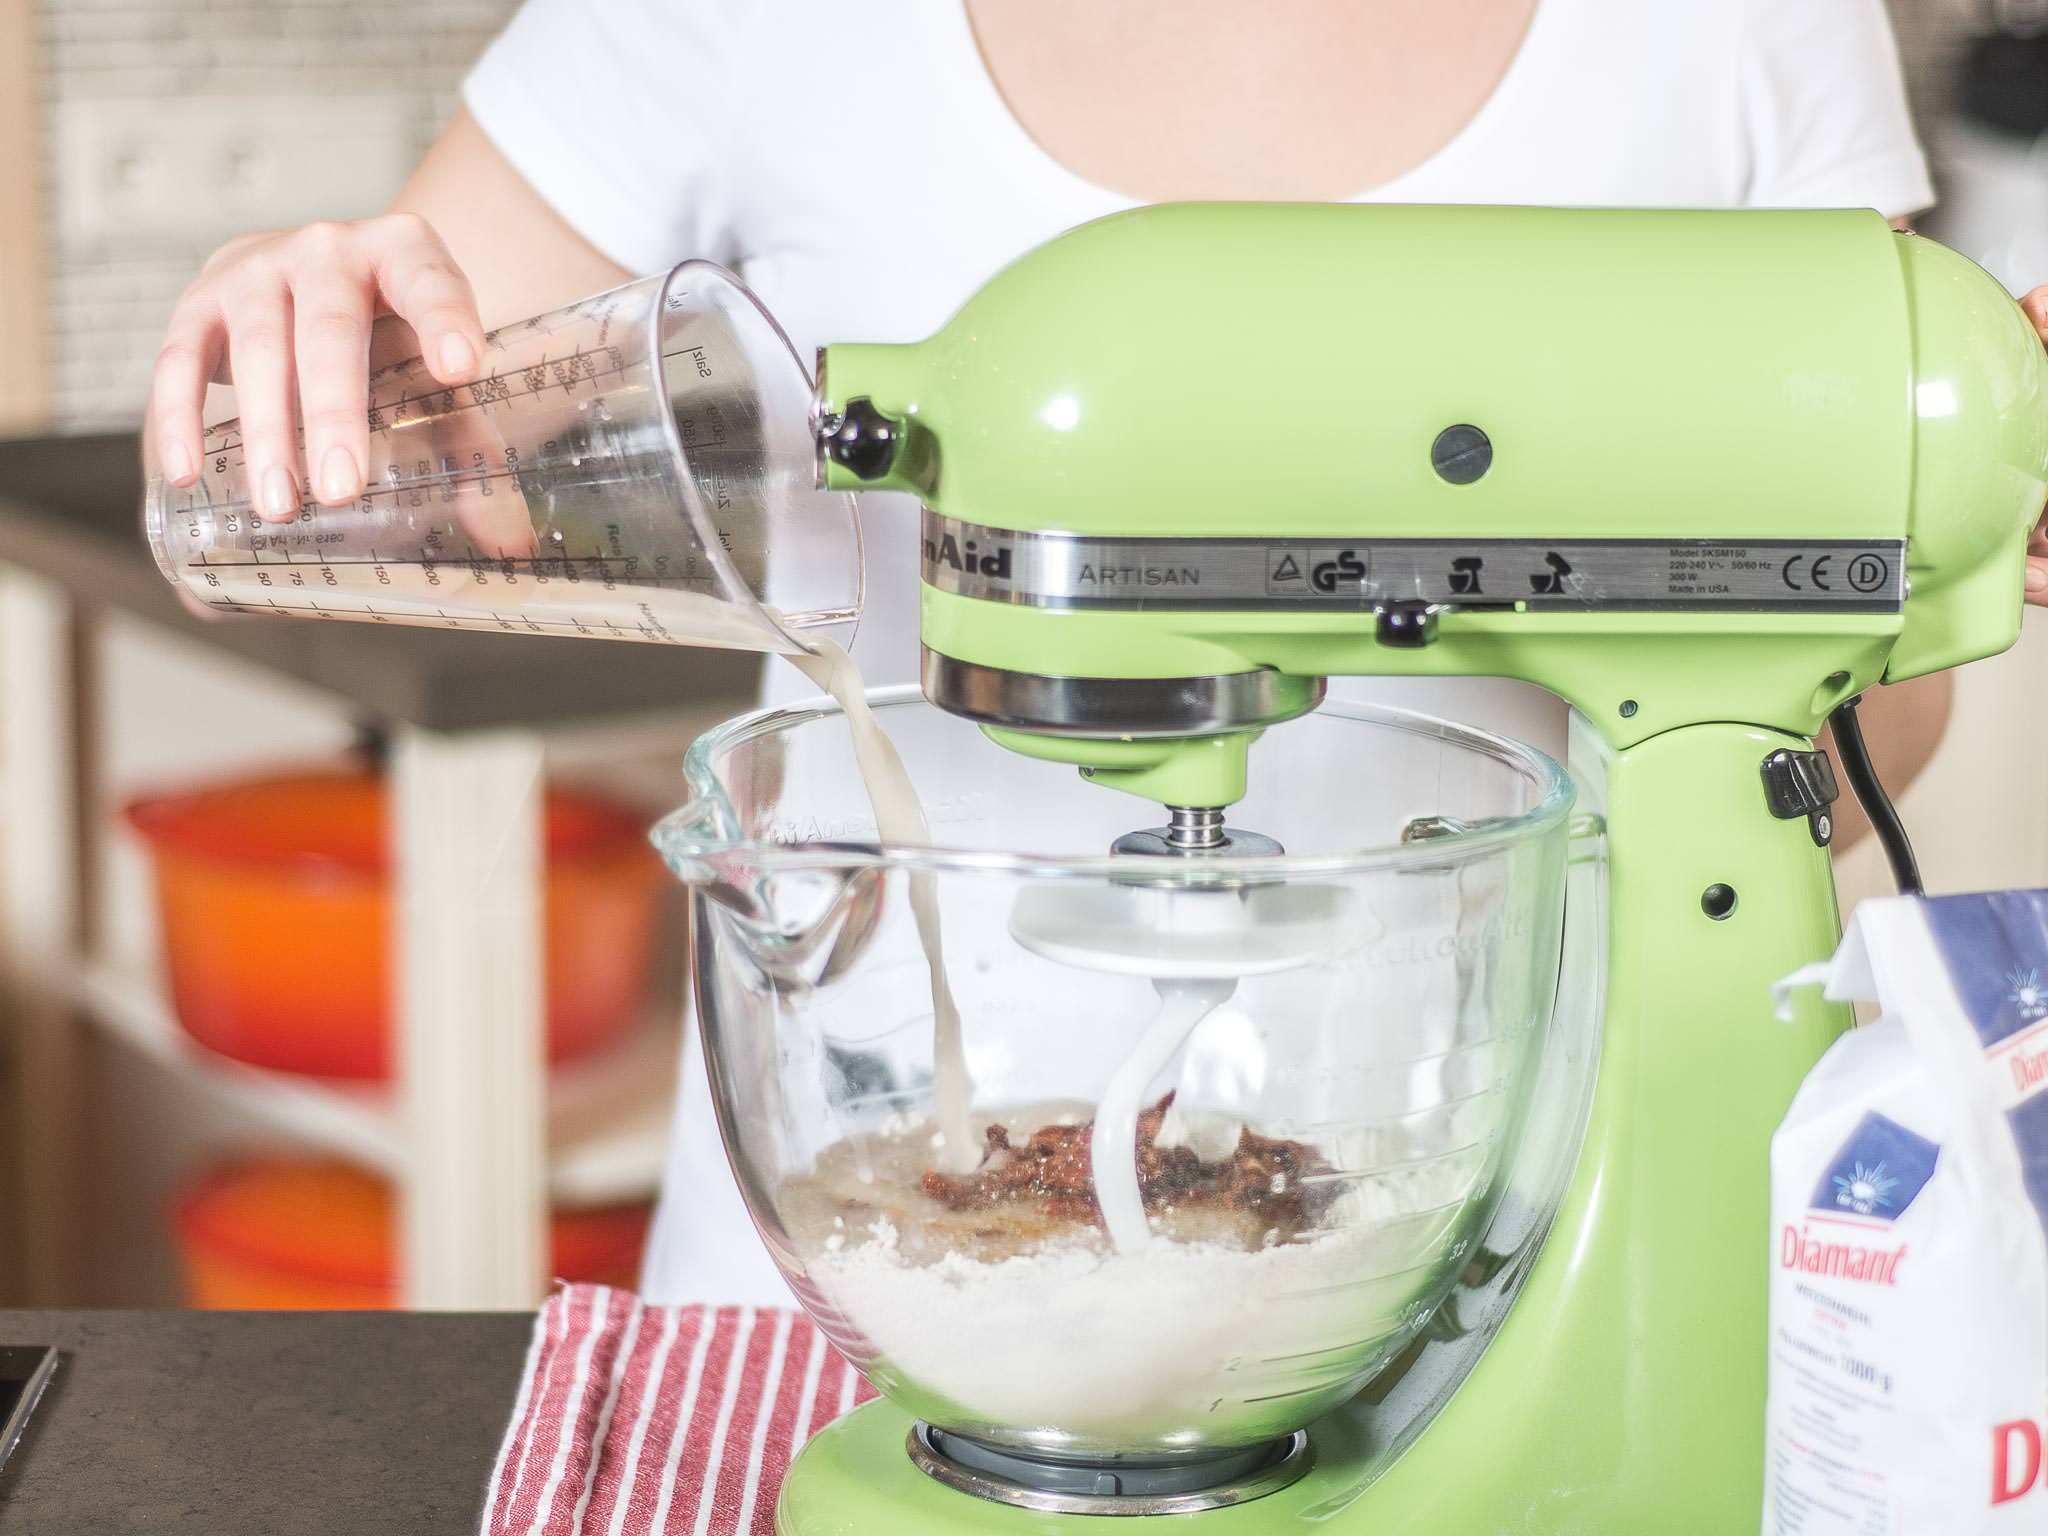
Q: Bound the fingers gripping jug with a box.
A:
[146,264,861,652]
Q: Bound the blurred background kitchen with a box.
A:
[0,0,771,1314]
[0,0,2043,1313]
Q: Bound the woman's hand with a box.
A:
[2022,286,2048,606]
[149,214,487,522]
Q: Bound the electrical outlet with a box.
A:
[56,96,414,249]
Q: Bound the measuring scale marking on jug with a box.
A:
[146,262,863,652]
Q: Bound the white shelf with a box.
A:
[74,962,676,1206]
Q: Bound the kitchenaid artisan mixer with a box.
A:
[143,202,2048,1531]
[763,203,2048,1531]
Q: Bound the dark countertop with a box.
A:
[0,433,758,732]
[0,1309,531,1534]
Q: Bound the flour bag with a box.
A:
[1767,890,2048,1533]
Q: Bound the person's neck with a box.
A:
[960,0,1542,202]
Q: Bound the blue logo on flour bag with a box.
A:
[1922,890,2048,1237]
[1781,1111,1934,1285]
[1808,1112,1940,1220]
[1922,890,2048,1049]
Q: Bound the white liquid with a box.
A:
[777,632,978,1174]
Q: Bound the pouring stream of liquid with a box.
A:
[781,633,979,1174]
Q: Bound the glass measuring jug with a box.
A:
[145,263,861,651]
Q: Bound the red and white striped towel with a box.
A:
[481,1285,877,1536]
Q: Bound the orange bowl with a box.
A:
[125,768,665,1080]
[175,1156,652,1308]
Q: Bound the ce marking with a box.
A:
[1781,553,1835,592]
[1782,551,1891,595]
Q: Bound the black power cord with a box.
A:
[1828,694,1922,896]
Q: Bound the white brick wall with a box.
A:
[41,0,519,430]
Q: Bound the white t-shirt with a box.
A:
[465,0,1933,1305]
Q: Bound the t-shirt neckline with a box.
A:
[918,0,1558,209]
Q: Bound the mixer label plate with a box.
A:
[921,514,1907,613]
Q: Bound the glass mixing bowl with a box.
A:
[656,688,1573,1465]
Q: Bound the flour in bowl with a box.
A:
[777,1106,1483,1442]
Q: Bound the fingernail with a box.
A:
[318,445,360,503]
[2027,566,2046,592]
[438,334,476,378]
[261,464,299,520]
[163,439,196,484]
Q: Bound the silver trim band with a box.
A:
[921,511,1906,613]
[906,1423,1313,1516]
[922,649,1325,738]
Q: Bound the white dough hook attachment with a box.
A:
[1010,868,1364,1252]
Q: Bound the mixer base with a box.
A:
[907,1422,1311,1515]
[775,1398,1378,1532]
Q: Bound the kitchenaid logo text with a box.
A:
[1778,1224,1907,1285]
[765,813,872,844]
[924,530,1012,580]
[764,791,994,845]
[1355,909,1531,971]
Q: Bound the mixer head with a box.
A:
[814,205,2048,795]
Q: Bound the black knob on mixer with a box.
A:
[819,397,904,481]
[1376,600,1440,648]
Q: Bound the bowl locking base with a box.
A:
[905,1422,1314,1516]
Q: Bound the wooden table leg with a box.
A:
[0,565,86,1305]
[391,725,548,1309]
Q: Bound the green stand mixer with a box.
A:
[762,204,2048,1531]
[142,203,2048,1531]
